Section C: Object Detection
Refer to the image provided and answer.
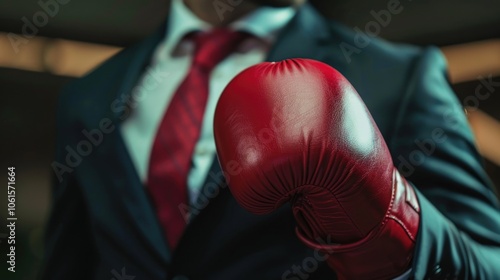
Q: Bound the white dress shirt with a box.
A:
[121,1,411,278]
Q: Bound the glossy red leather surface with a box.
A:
[214,59,420,279]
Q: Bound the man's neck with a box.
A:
[183,0,260,26]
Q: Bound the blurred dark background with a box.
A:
[1,0,499,279]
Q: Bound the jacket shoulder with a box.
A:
[324,21,449,139]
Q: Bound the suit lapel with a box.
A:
[77,24,171,264]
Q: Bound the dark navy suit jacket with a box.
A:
[42,3,500,280]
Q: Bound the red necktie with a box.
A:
[147,29,248,250]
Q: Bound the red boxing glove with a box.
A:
[214,59,420,279]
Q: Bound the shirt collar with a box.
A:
[165,0,296,52]
[230,3,296,43]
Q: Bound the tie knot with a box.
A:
[191,29,248,72]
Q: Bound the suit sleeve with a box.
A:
[40,90,96,280]
[389,46,500,279]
